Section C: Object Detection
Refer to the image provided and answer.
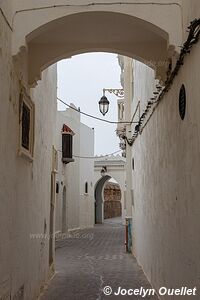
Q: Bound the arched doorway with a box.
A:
[94,175,122,224]
[95,175,111,224]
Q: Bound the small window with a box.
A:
[22,102,30,150]
[132,157,134,170]
[19,89,35,160]
[56,182,59,194]
[62,124,75,164]
[85,182,88,194]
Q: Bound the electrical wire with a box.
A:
[11,2,182,27]
[57,97,137,124]
[74,149,122,159]
[124,18,200,146]
[57,149,122,159]
[0,7,13,31]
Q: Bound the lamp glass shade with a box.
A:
[99,96,109,116]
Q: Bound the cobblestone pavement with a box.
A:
[40,218,158,300]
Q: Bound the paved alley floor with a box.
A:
[40,218,158,300]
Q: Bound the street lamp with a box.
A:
[99,95,109,116]
[99,88,124,116]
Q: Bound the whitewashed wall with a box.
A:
[132,60,155,115]
[121,9,200,296]
[131,43,200,298]
[55,107,80,232]
[79,123,95,229]
[0,5,57,298]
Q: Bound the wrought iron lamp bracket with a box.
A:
[103,88,124,98]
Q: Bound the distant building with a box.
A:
[55,105,95,233]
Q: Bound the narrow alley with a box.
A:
[40,218,158,300]
[1,2,200,299]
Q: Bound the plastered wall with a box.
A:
[0,5,57,299]
[131,29,200,300]
[79,123,95,229]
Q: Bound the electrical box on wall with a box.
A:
[62,124,75,164]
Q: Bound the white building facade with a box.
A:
[55,106,95,233]
[0,60,58,299]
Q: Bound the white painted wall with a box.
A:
[132,60,156,114]
[130,59,156,220]
[0,6,57,298]
[121,14,200,296]
[55,107,81,232]
[131,43,200,297]
[79,123,95,228]
[55,107,95,232]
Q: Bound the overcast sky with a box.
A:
[57,53,122,156]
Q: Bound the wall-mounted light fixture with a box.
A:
[100,166,107,176]
[99,88,124,116]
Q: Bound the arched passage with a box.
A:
[26,11,170,85]
[12,6,182,86]
[94,175,122,224]
[94,156,126,224]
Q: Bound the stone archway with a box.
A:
[94,174,122,224]
[94,155,126,224]
[26,11,170,85]
[11,3,182,86]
